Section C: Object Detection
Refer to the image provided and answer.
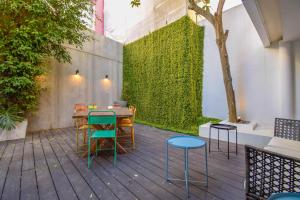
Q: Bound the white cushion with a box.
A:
[268,137,300,152]
[264,146,300,159]
[264,137,300,159]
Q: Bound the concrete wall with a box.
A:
[201,4,300,125]
[294,39,300,119]
[124,0,187,43]
[104,0,242,43]
[28,33,123,132]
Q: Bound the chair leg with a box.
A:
[76,127,79,153]
[95,140,98,156]
[131,127,135,149]
[114,137,117,167]
[83,129,87,144]
[88,137,91,169]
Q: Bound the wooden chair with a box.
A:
[117,106,136,149]
[74,103,88,153]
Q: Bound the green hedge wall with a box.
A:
[123,16,208,134]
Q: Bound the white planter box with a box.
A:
[0,120,28,141]
[199,120,273,147]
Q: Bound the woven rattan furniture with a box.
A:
[245,145,300,200]
[245,118,300,200]
[274,118,300,141]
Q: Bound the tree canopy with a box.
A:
[0,0,93,130]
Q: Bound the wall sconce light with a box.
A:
[75,69,79,75]
[105,74,109,79]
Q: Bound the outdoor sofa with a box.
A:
[245,118,300,199]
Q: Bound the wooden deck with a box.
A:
[0,124,246,200]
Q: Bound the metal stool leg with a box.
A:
[217,129,220,149]
[209,127,211,153]
[184,148,189,198]
[205,144,208,187]
[235,129,238,155]
[227,130,230,159]
[165,141,169,181]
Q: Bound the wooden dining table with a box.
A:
[72,106,133,157]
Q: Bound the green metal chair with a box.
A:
[87,110,117,168]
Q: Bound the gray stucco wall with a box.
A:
[28,33,123,132]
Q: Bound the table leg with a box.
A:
[227,130,230,159]
[116,141,127,153]
[217,129,220,149]
[236,129,238,155]
[106,138,128,154]
[82,139,105,157]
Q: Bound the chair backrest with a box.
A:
[274,118,300,141]
[88,110,116,127]
[74,103,88,126]
[245,145,300,200]
[129,106,136,122]
[113,100,127,107]
[74,103,87,112]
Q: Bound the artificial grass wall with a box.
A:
[123,16,209,134]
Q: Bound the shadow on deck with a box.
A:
[0,124,246,200]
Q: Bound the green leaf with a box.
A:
[130,0,140,7]
[0,107,24,131]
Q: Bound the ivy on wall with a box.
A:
[123,16,218,134]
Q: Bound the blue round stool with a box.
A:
[165,136,208,199]
[268,193,300,200]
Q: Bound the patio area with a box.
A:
[2,0,300,200]
[0,124,245,200]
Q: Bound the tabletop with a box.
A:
[72,106,133,118]
[210,123,237,130]
[167,136,206,149]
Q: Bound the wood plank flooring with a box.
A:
[0,124,246,200]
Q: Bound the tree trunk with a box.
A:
[214,14,238,122]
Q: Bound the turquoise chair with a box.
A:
[87,110,117,168]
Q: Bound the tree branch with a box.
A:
[217,0,225,15]
[224,30,229,41]
[187,0,215,26]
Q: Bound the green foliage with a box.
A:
[197,116,221,125]
[135,116,221,136]
[130,0,140,7]
[123,16,214,134]
[0,0,92,130]
[0,106,24,131]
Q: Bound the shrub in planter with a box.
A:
[0,0,93,131]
